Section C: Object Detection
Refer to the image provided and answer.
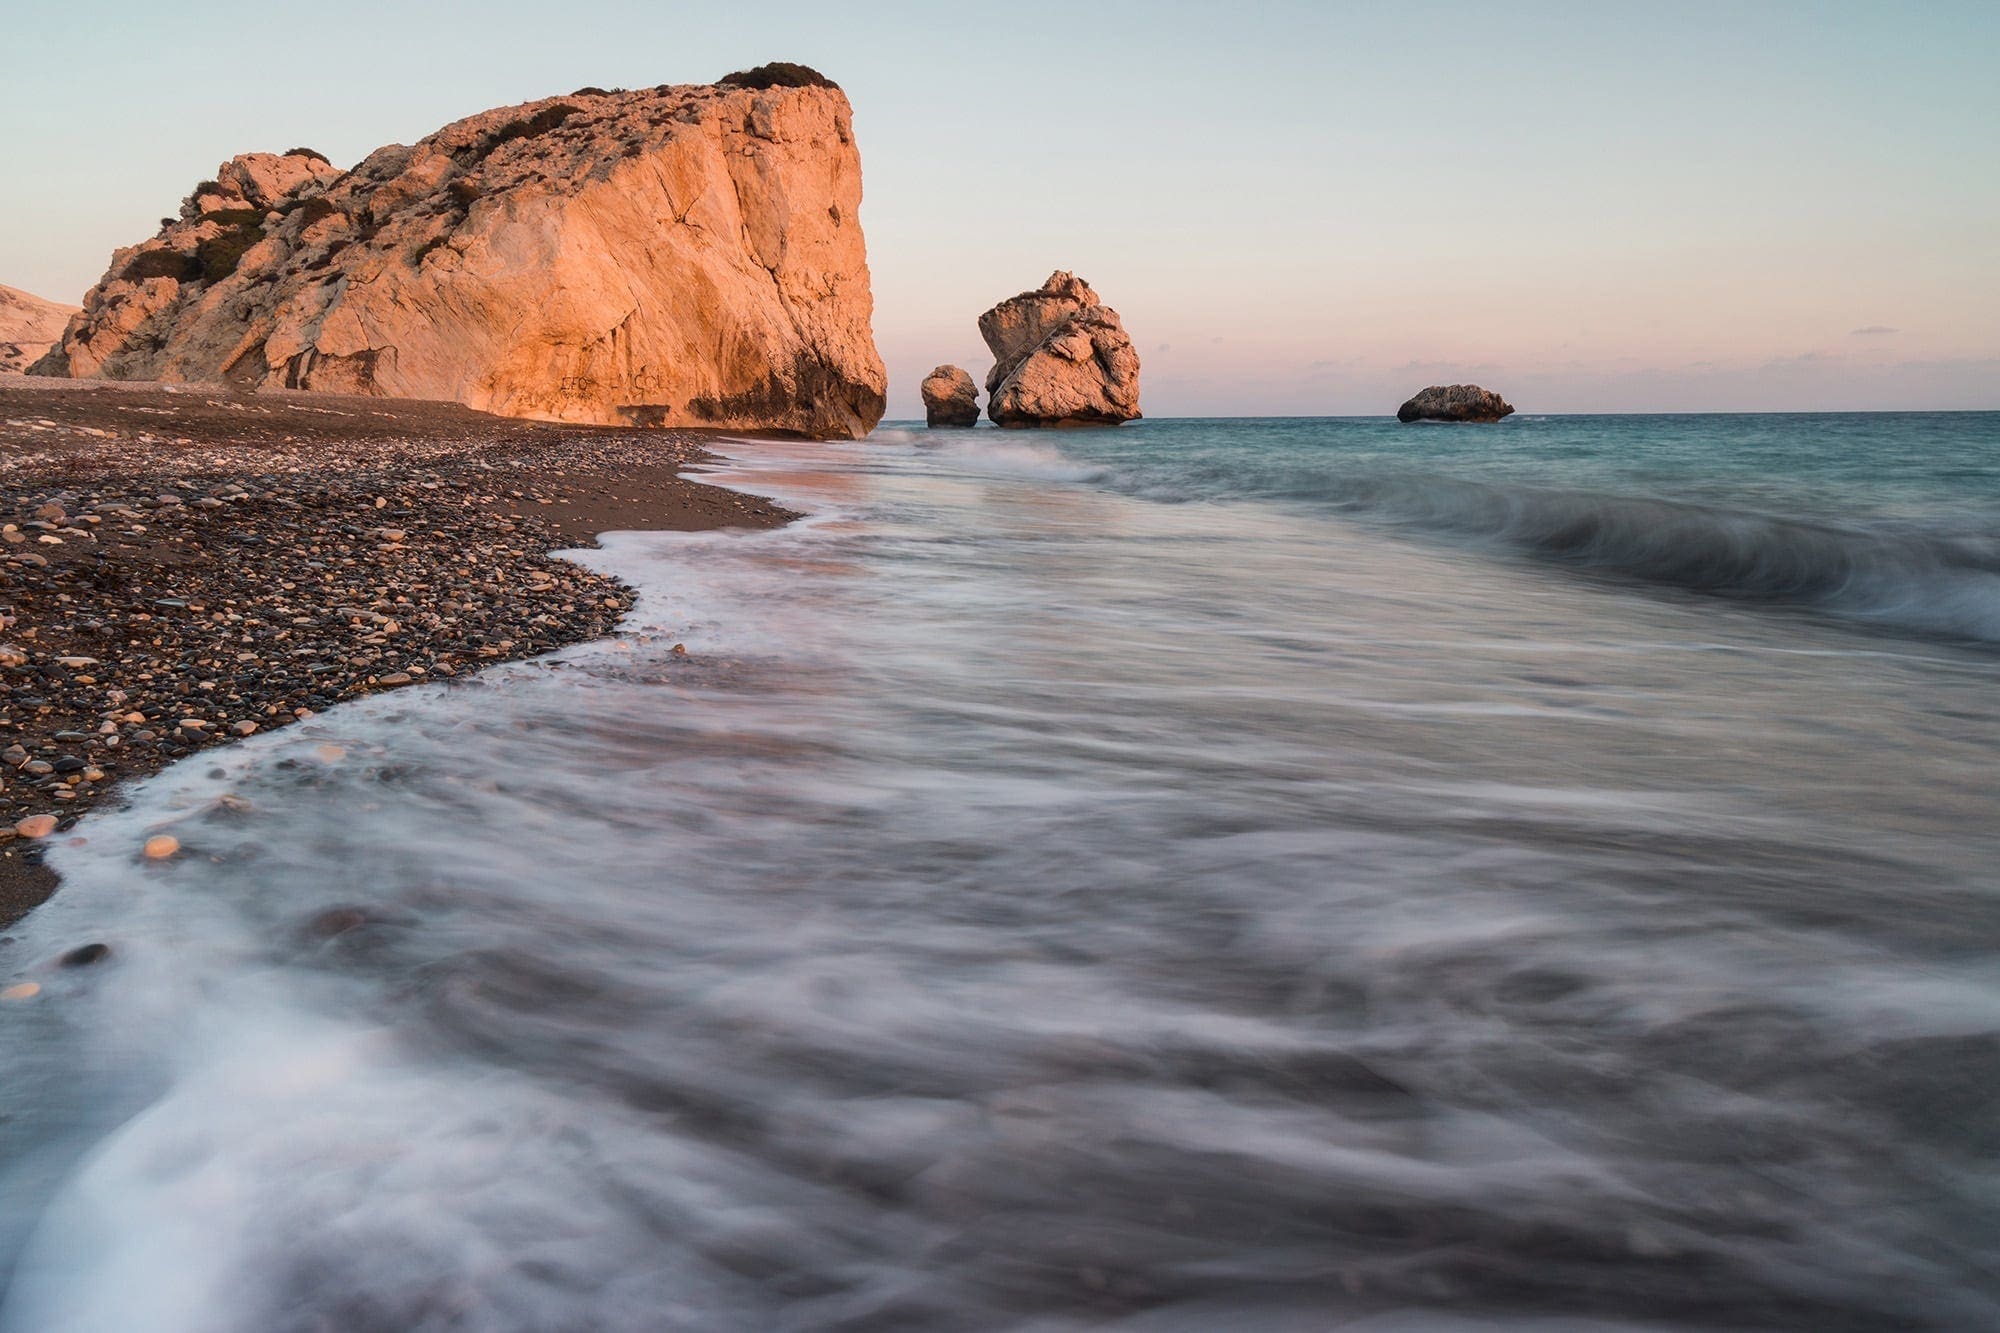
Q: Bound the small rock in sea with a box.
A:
[0,982,41,1002]
[142,834,181,860]
[920,365,980,428]
[1395,383,1515,423]
[14,815,58,839]
[231,720,259,736]
[59,942,112,967]
[376,672,413,686]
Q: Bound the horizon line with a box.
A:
[881,408,2000,423]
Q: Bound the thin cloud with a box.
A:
[1850,325,1899,336]
[1391,359,1505,377]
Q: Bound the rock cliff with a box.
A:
[978,272,1140,428]
[920,365,978,426]
[1397,384,1514,423]
[32,67,887,439]
[0,285,77,373]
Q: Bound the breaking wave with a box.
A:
[928,437,1112,483]
[1330,477,2000,643]
[1102,457,2000,644]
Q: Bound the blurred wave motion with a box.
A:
[2,415,1998,1330]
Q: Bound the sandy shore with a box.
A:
[0,375,792,925]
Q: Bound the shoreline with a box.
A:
[0,375,795,926]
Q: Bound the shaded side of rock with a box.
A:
[32,73,887,440]
[920,365,979,427]
[1396,384,1515,423]
[0,285,78,373]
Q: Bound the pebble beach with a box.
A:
[0,375,791,923]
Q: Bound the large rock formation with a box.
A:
[1397,384,1514,423]
[920,364,978,426]
[32,66,887,439]
[0,285,77,373]
[978,272,1140,428]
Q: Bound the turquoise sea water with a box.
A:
[1047,412,2000,643]
[1,414,1997,1330]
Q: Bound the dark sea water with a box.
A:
[2,413,1998,1331]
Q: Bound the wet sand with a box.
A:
[0,375,792,924]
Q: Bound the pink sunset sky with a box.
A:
[7,0,1995,417]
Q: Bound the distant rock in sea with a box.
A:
[921,365,979,427]
[32,66,887,439]
[0,285,77,373]
[1397,384,1515,423]
[978,272,1141,428]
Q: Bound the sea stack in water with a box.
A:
[0,285,77,373]
[978,272,1140,428]
[921,365,979,427]
[1397,384,1514,423]
[32,65,887,439]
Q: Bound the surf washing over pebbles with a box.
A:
[2,414,1999,1330]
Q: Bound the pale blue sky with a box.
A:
[6,1,1996,414]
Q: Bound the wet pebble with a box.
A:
[59,942,112,967]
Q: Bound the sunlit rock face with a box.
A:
[0,285,76,373]
[1396,384,1515,423]
[920,364,978,426]
[33,67,887,440]
[977,272,1141,428]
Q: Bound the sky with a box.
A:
[5,0,1996,416]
